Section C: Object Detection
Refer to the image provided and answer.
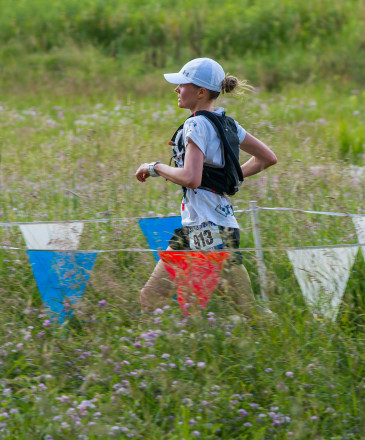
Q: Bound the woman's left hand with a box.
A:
[135,163,150,182]
[240,132,277,177]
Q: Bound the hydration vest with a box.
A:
[170,111,244,196]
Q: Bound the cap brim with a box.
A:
[164,73,190,84]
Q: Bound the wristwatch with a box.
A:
[148,161,161,177]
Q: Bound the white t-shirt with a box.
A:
[178,107,246,228]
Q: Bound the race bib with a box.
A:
[187,222,223,250]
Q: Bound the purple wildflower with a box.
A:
[110,426,120,432]
[238,409,249,418]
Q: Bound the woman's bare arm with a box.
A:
[240,132,277,177]
[135,140,204,189]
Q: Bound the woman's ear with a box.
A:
[198,87,209,99]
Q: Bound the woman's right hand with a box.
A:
[135,163,150,182]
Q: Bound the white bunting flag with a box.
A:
[287,247,358,320]
[353,217,365,259]
[20,223,84,250]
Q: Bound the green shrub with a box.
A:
[0,0,364,88]
[338,122,365,163]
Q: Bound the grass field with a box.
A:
[0,80,364,439]
[0,0,365,438]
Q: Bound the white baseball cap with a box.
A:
[164,58,225,93]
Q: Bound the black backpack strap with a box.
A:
[170,123,184,145]
[169,122,187,198]
[192,111,244,183]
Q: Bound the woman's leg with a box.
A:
[221,262,256,312]
[140,247,176,312]
[219,261,274,318]
[217,227,257,314]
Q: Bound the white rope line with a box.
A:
[0,206,364,227]
[0,215,154,227]
[1,243,364,253]
[257,206,365,218]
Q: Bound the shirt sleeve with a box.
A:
[235,121,247,144]
[183,117,210,157]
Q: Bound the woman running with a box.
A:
[135,58,277,314]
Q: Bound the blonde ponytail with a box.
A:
[221,75,254,95]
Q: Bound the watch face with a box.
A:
[149,163,157,177]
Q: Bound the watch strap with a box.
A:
[148,161,161,177]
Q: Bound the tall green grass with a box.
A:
[0,82,364,319]
[1,0,364,90]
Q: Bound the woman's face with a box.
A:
[174,83,201,111]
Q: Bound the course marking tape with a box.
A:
[1,243,365,253]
